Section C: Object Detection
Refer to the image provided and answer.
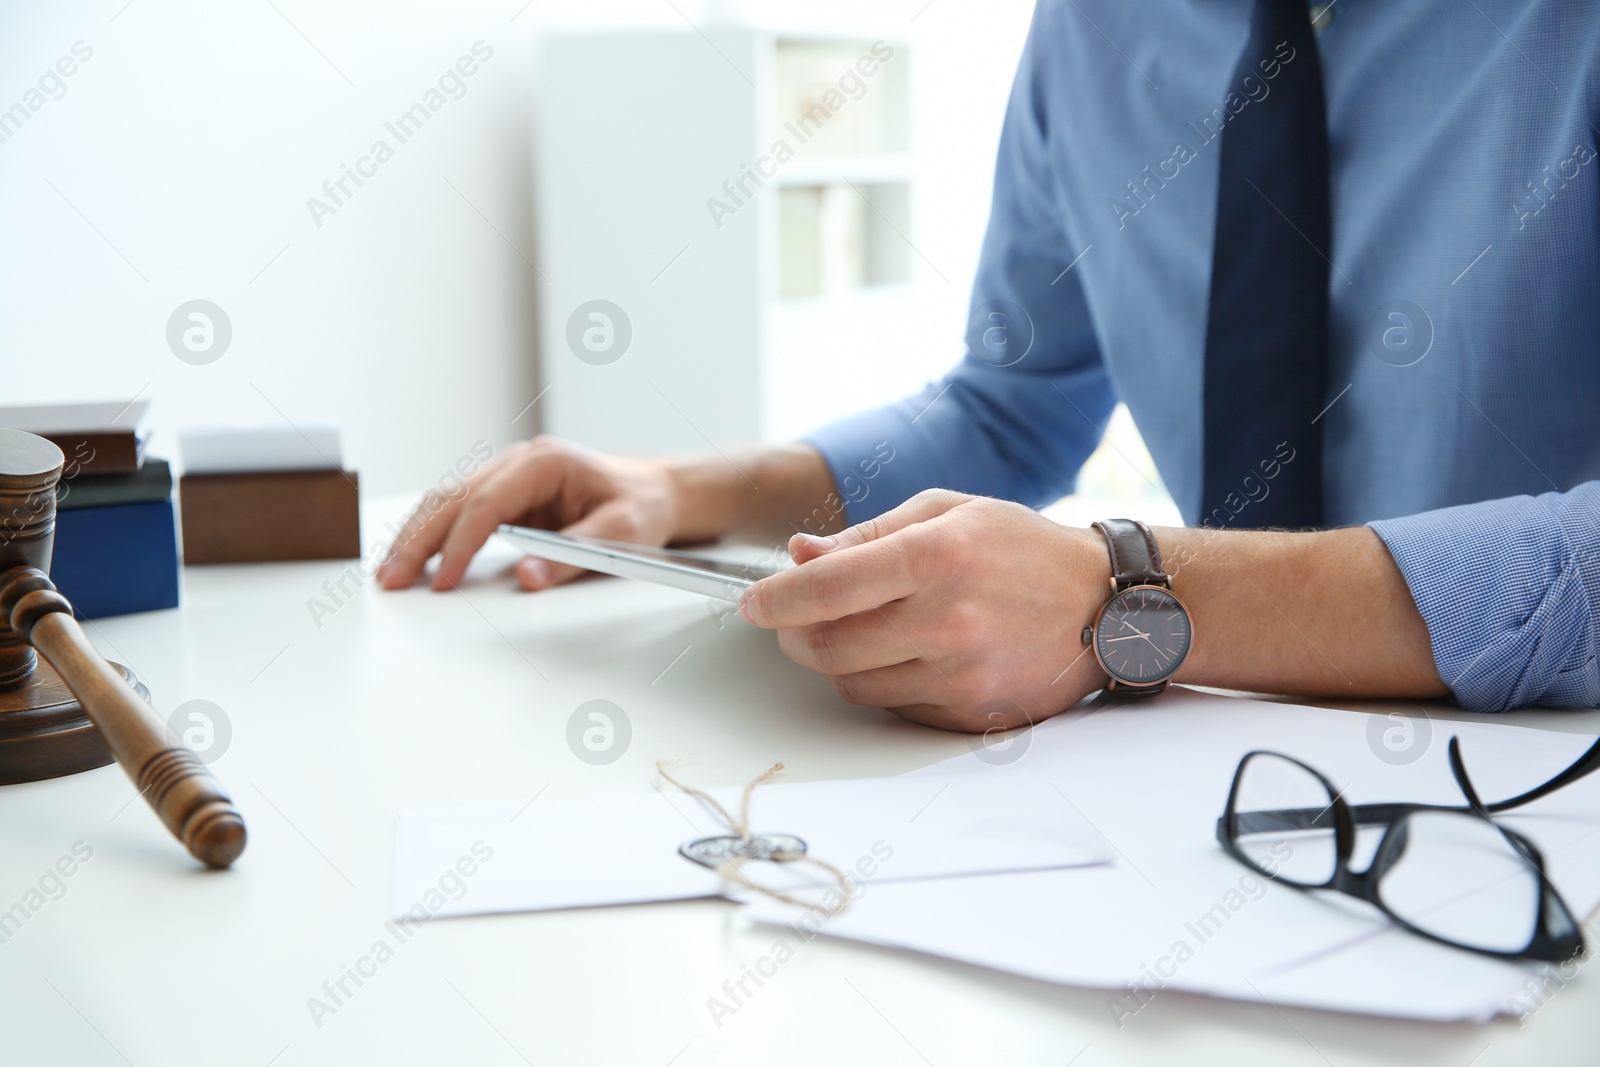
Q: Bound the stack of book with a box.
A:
[178,424,360,563]
[0,400,181,619]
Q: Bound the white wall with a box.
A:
[0,0,1036,495]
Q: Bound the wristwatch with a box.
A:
[1083,518,1193,698]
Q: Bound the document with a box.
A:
[740,689,1600,1022]
[392,774,1110,920]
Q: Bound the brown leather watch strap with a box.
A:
[1091,518,1169,591]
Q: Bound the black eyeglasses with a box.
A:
[1216,732,1600,963]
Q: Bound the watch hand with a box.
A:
[1103,633,1152,643]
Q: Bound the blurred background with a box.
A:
[1,0,1175,524]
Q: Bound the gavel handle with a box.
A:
[1,568,246,868]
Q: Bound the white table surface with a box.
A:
[5,497,1598,1067]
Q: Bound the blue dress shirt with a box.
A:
[804,0,1600,712]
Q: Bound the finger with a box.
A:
[740,528,926,629]
[512,555,555,592]
[378,446,530,588]
[432,454,572,590]
[787,532,834,565]
[377,488,473,589]
[827,659,952,711]
[776,604,925,676]
[785,488,969,562]
[513,500,652,591]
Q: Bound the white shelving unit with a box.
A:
[536,25,919,455]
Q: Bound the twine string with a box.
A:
[657,759,856,915]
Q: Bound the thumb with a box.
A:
[515,501,650,591]
[786,489,971,562]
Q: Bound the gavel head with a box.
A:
[0,428,64,690]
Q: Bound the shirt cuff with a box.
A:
[1368,489,1600,712]
[801,384,954,528]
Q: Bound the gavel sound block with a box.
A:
[0,427,245,868]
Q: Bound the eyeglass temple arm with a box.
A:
[1229,733,1600,835]
[1477,734,1600,813]
[1226,801,1411,836]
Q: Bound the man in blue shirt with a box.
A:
[382,1,1599,730]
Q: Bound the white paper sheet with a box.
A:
[392,775,1110,920]
[741,689,1600,1022]
[178,423,342,473]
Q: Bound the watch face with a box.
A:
[1093,585,1192,687]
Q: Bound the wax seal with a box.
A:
[678,833,807,869]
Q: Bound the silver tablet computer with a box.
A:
[496,525,787,602]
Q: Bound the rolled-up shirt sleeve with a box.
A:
[1368,481,1600,711]
[803,2,1114,525]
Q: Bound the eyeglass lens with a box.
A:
[1232,753,1339,886]
[1375,811,1543,954]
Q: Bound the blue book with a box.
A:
[50,498,181,619]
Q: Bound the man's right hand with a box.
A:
[376,435,679,592]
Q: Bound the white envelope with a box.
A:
[392,775,1110,920]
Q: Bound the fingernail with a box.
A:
[521,557,552,588]
[795,533,834,551]
[738,589,758,625]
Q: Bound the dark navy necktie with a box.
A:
[1200,0,1330,529]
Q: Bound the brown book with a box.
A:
[0,400,152,475]
[179,469,361,564]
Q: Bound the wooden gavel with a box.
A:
[0,427,245,869]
